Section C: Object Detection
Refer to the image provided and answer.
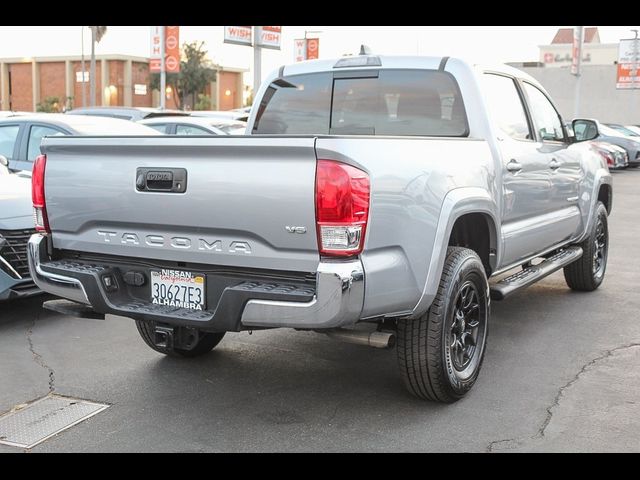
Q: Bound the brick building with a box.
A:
[0,54,245,112]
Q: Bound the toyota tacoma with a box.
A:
[27,56,612,402]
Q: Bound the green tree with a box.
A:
[151,41,216,110]
[36,96,61,113]
[194,94,212,111]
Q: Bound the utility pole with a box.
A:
[572,26,584,119]
[89,26,96,106]
[632,29,639,91]
[253,26,262,95]
[160,26,166,110]
[81,27,86,107]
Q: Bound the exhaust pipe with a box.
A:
[323,328,395,349]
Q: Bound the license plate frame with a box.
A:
[150,269,206,311]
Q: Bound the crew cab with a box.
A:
[28,56,612,402]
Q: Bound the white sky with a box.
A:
[0,26,637,88]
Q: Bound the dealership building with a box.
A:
[0,54,246,113]
[510,27,639,125]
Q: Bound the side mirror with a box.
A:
[572,119,598,142]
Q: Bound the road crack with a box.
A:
[486,342,640,452]
[536,342,640,439]
[26,310,55,393]
[485,438,517,453]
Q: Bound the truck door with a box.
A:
[481,73,554,268]
[519,81,582,240]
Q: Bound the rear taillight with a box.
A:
[597,150,614,168]
[32,154,50,234]
[315,160,370,257]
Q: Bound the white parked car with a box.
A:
[139,116,247,135]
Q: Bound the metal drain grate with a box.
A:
[0,394,109,449]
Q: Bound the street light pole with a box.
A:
[89,26,96,107]
[160,26,166,110]
[572,26,584,119]
[253,26,262,95]
[631,29,639,91]
[81,27,86,107]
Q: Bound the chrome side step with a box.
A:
[490,246,583,300]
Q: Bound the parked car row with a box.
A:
[573,118,640,170]
[0,107,249,302]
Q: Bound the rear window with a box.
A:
[252,69,468,137]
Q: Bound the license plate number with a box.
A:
[151,269,205,310]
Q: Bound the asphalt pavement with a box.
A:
[1,169,639,452]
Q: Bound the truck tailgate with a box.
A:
[41,136,320,272]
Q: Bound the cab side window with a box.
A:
[481,74,532,141]
[522,83,565,142]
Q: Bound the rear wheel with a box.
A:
[563,201,608,291]
[397,247,489,403]
[135,319,225,358]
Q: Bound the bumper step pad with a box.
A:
[38,258,316,329]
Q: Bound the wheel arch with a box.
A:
[411,187,499,318]
[577,172,613,244]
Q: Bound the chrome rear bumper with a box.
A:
[28,235,89,304]
[27,233,364,330]
[241,261,364,329]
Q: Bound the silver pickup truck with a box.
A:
[28,55,612,403]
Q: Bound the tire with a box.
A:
[135,320,225,358]
[563,201,609,291]
[397,247,489,403]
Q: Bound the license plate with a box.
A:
[151,269,205,310]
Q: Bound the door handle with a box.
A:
[549,158,561,170]
[506,159,522,173]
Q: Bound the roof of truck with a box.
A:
[280,55,540,87]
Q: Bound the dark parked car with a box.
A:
[0,161,39,300]
[66,106,189,122]
[0,113,159,172]
[139,116,247,135]
[573,118,640,167]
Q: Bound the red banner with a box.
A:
[306,38,319,60]
[165,26,180,73]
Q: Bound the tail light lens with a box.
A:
[315,160,370,257]
[32,154,50,234]
[596,150,614,168]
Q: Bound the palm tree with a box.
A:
[89,26,107,106]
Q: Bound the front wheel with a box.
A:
[397,247,489,403]
[135,320,225,358]
[563,201,609,291]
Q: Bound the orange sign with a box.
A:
[306,38,319,60]
[165,26,180,73]
[616,63,640,89]
[617,39,640,89]
[150,26,180,73]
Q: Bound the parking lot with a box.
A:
[0,169,638,453]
